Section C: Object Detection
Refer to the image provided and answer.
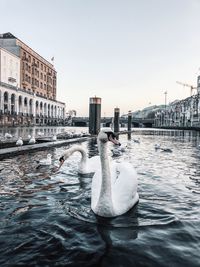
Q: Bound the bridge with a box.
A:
[71,117,154,128]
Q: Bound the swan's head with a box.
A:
[58,156,65,171]
[98,130,121,145]
[47,154,52,158]
[58,145,85,169]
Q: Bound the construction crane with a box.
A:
[176,81,197,96]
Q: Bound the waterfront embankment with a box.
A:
[0,136,90,159]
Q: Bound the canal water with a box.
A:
[0,126,68,140]
[0,128,200,267]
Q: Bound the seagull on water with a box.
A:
[16,137,23,146]
[5,133,12,139]
[28,136,36,144]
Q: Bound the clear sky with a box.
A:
[1,0,200,116]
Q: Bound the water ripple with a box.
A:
[0,128,200,267]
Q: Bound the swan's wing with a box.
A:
[111,162,138,214]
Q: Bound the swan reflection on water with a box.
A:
[96,207,139,259]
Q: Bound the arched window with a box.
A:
[4,91,8,102]
[4,92,9,114]
[11,94,15,114]
[40,102,43,116]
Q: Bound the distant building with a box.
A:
[0,47,20,86]
[0,32,65,126]
[121,105,165,119]
[154,95,200,128]
[0,32,56,100]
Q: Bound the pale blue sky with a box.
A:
[1,0,200,116]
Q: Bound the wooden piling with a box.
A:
[114,107,120,133]
[128,110,132,132]
[89,97,101,135]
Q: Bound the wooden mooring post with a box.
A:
[128,110,132,132]
[114,107,120,133]
[89,97,101,135]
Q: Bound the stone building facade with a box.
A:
[154,94,200,128]
[0,47,20,86]
[0,32,56,100]
[0,32,65,126]
[0,81,65,126]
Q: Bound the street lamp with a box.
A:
[164,91,167,125]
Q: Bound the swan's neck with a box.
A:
[95,140,114,216]
[64,146,87,173]
[78,148,87,174]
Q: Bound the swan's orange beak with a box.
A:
[109,135,121,146]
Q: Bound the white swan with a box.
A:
[91,130,139,217]
[58,145,100,175]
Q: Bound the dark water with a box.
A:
[0,128,200,267]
